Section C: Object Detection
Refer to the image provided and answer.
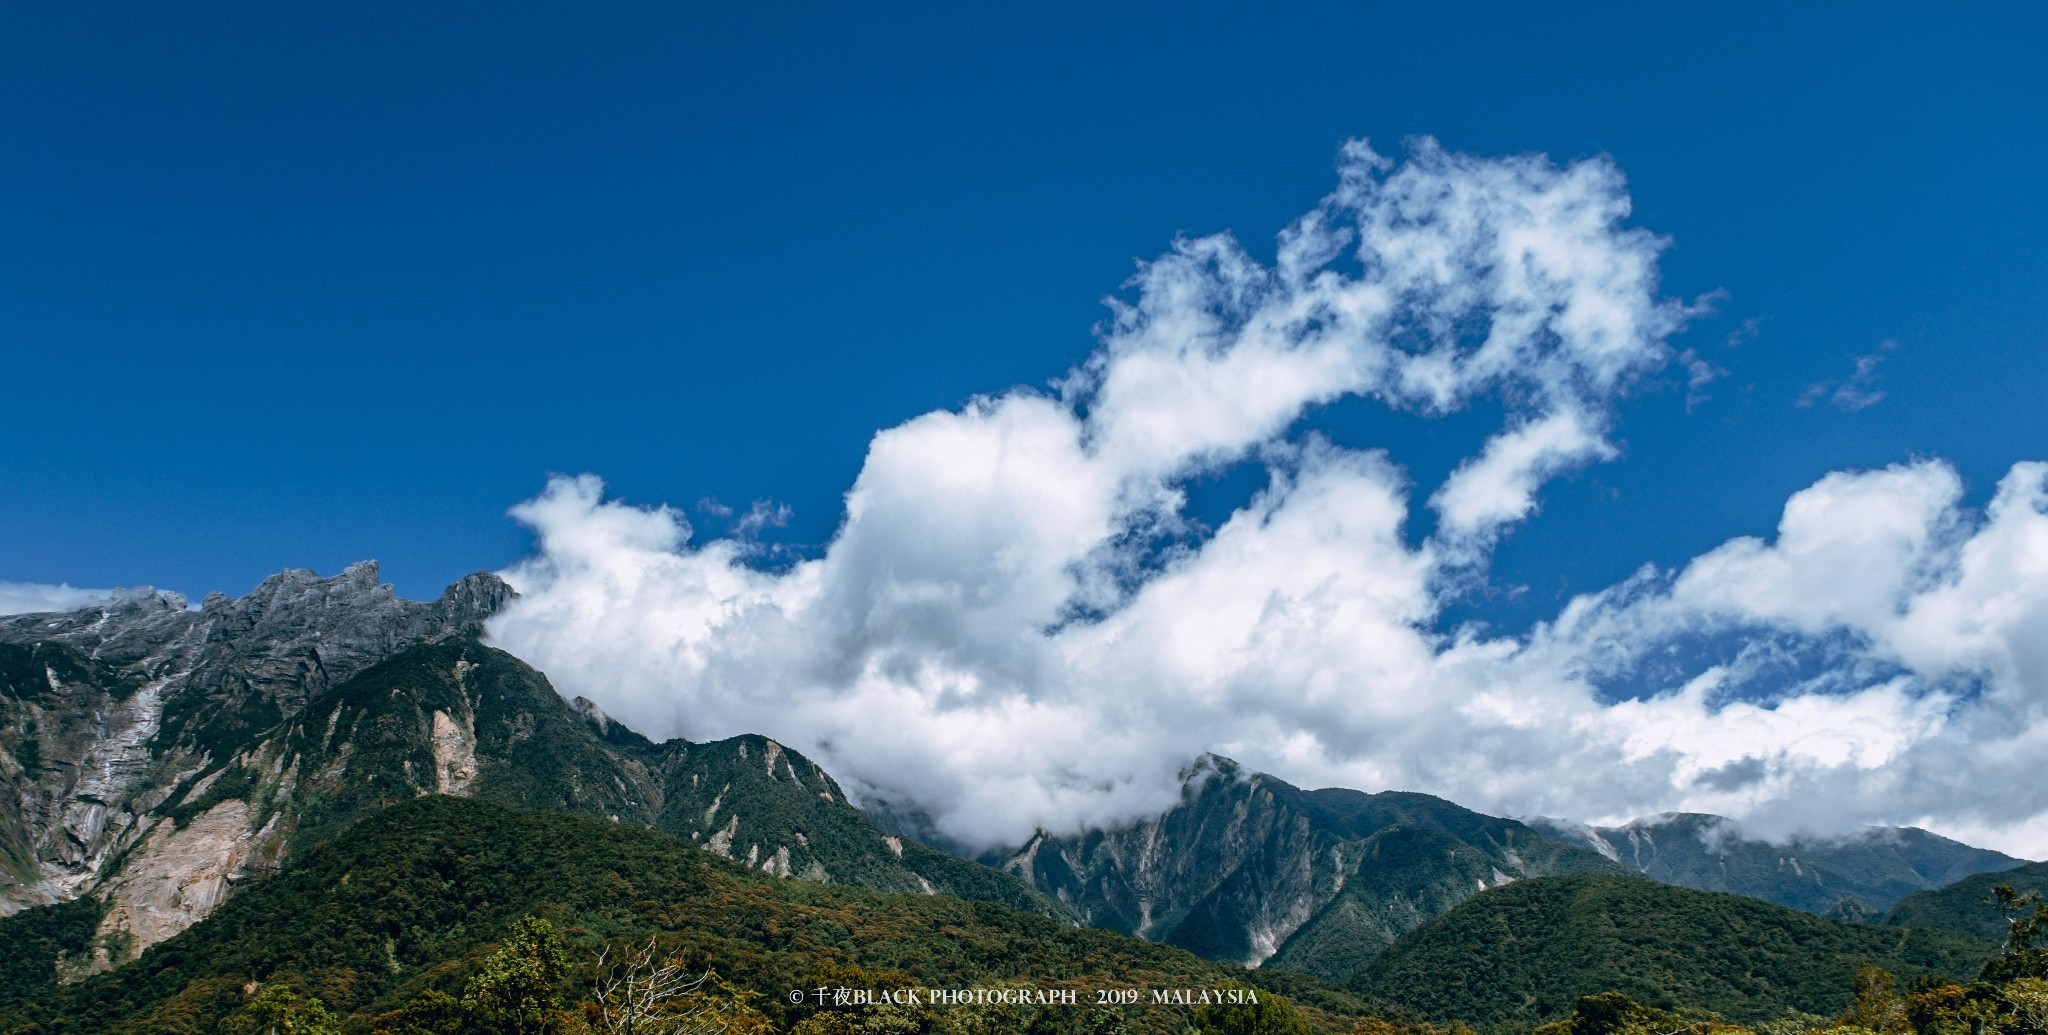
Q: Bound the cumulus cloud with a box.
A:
[0,581,117,616]
[485,139,2048,858]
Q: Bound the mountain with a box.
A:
[0,795,1375,1035]
[991,755,1629,981]
[1884,860,2048,941]
[1530,813,2027,915]
[0,563,508,925]
[1350,872,1999,1032]
[0,565,1056,971]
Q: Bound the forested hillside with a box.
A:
[1350,874,1999,1032]
[0,796,1371,1035]
[1885,862,2048,941]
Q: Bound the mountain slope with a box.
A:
[1884,861,2048,940]
[277,636,1062,912]
[0,563,508,931]
[0,796,1374,1035]
[995,755,1627,977]
[1351,872,1999,1032]
[1,568,1059,968]
[1531,813,2028,915]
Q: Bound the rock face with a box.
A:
[0,563,510,953]
[1529,812,2028,916]
[990,755,1628,981]
[0,571,1057,968]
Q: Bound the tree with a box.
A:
[1903,980,1971,1035]
[590,935,770,1035]
[463,915,571,1035]
[1982,887,2048,984]
[1989,888,2048,957]
[1840,965,1908,1035]
[1187,986,1314,1035]
[2000,979,2048,1035]
[367,988,472,1035]
[223,983,342,1035]
[1531,992,1691,1035]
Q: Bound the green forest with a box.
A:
[3,796,2044,1035]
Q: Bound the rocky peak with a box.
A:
[434,572,516,629]
[995,753,1624,976]
[0,563,518,924]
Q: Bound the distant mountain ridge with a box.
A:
[1530,812,2027,915]
[991,754,1630,981]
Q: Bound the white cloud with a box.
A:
[1432,409,1616,543]
[0,581,116,616]
[485,139,2048,859]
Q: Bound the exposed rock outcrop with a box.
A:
[991,754,1626,979]
[2,577,1060,968]
[0,563,511,952]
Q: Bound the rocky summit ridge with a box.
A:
[0,563,1053,978]
[0,563,512,952]
[990,754,1630,981]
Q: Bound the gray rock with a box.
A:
[0,563,512,923]
[989,754,1625,978]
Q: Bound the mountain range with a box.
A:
[991,757,1626,981]
[1529,813,2023,917]
[0,564,1045,971]
[2,562,2040,1030]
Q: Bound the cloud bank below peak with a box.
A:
[483,139,2048,858]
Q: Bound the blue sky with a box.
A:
[8,3,2048,849]
[5,3,2041,620]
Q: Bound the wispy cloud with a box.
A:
[1677,347,1726,412]
[482,142,2048,858]
[1800,340,1897,411]
[0,581,116,616]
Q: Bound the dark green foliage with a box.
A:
[162,765,259,829]
[363,988,469,1035]
[10,722,37,774]
[253,637,1065,918]
[219,983,341,1035]
[459,916,567,1035]
[0,643,142,703]
[0,897,106,1008]
[261,637,656,851]
[1189,986,1316,1035]
[1267,824,1603,982]
[1528,991,1681,1035]
[0,796,1370,1035]
[1976,884,2048,984]
[1350,874,1998,1032]
[1887,863,2048,942]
